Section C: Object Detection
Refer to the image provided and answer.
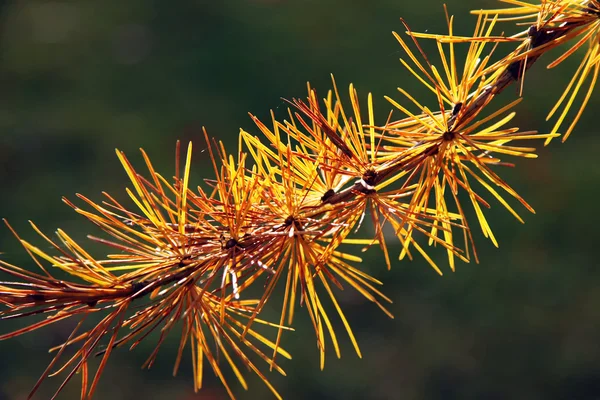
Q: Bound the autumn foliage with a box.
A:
[1,2,599,399]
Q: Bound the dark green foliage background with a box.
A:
[1,1,599,399]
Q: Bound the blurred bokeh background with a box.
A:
[1,0,600,399]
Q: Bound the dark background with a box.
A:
[1,1,599,399]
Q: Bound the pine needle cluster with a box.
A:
[1,1,598,399]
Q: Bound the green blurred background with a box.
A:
[1,0,600,399]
